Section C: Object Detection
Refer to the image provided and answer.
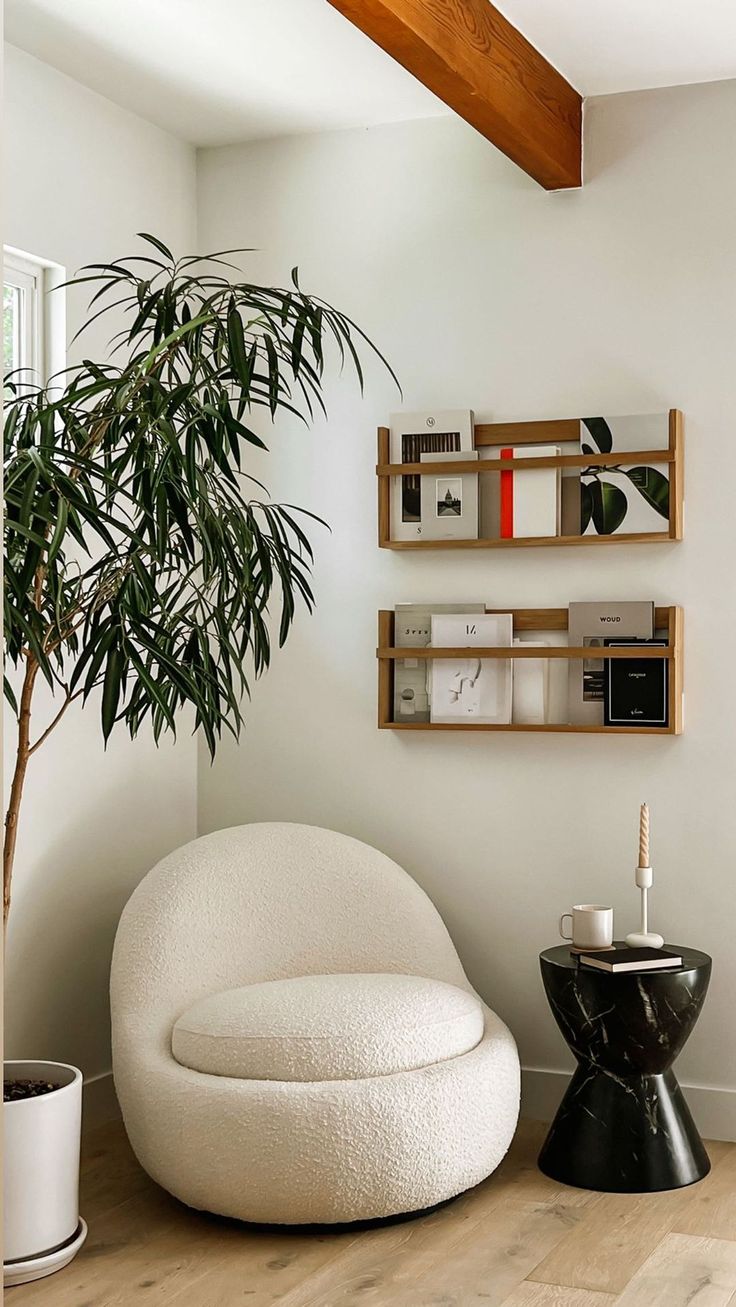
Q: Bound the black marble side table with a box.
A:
[538,943,711,1193]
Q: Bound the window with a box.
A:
[4,248,66,390]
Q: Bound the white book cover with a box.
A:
[430,614,512,725]
[389,410,474,541]
[512,640,549,724]
[500,445,560,539]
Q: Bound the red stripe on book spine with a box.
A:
[500,447,513,539]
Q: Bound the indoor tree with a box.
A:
[3,235,395,923]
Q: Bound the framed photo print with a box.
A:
[389,410,474,541]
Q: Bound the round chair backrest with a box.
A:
[111,823,468,1042]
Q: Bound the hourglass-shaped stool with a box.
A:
[538,944,711,1193]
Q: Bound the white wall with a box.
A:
[3,46,198,1089]
[197,81,736,1132]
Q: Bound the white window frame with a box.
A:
[4,247,66,388]
[5,252,43,382]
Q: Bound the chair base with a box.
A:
[196,1191,463,1235]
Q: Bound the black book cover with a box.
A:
[580,947,682,972]
[604,638,668,727]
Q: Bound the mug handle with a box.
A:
[559,913,573,942]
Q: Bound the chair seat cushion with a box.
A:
[171,972,484,1082]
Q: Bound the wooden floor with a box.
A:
[10,1119,736,1306]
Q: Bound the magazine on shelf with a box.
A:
[430,613,513,725]
[568,602,654,725]
[604,639,669,727]
[393,603,485,723]
[580,413,670,537]
[389,410,474,542]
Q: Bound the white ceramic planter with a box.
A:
[3,1060,86,1285]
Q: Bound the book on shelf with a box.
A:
[389,410,474,542]
[512,640,549,724]
[567,601,655,726]
[478,445,565,541]
[580,413,670,537]
[419,449,479,541]
[500,445,561,539]
[430,613,513,725]
[393,603,485,723]
[604,638,669,727]
[579,947,682,973]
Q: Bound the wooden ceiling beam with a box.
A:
[327,0,582,189]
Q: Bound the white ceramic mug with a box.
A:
[559,904,613,950]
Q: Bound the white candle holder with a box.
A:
[625,864,664,949]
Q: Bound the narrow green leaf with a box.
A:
[137,233,174,261]
[4,677,19,716]
[101,646,124,742]
[47,500,69,565]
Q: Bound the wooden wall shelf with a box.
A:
[377,607,683,735]
[377,412,683,549]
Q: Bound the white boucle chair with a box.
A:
[111,823,520,1225]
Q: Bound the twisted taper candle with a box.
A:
[638,802,650,868]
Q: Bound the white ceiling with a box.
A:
[6,0,736,147]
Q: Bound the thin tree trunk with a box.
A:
[4,658,39,926]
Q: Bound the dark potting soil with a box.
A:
[4,1078,61,1102]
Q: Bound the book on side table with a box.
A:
[579,946,682,973]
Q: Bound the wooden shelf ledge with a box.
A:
[377,645,675,661]
[377,607,684,736]
[382,722,678,735]
[382,532,674,550]
[376,449,674,477]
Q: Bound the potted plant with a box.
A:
[3,235,394,1284]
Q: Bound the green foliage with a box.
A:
[4,235,395,755]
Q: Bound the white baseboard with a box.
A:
[521,1065,736,1142]
[83,1071,120,1132]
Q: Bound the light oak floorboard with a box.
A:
[77,1119,155,1221]
[332,1199,589,1307]
[275,1205,488,1307]
[527,1140,734,1295]
[615,1232,736,1306]
[165,1229,359,1307]
[498,1285,616,1307]
[8,1121,735,1307]
[674,1146,736,1241]
[486,1120,596,1209]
